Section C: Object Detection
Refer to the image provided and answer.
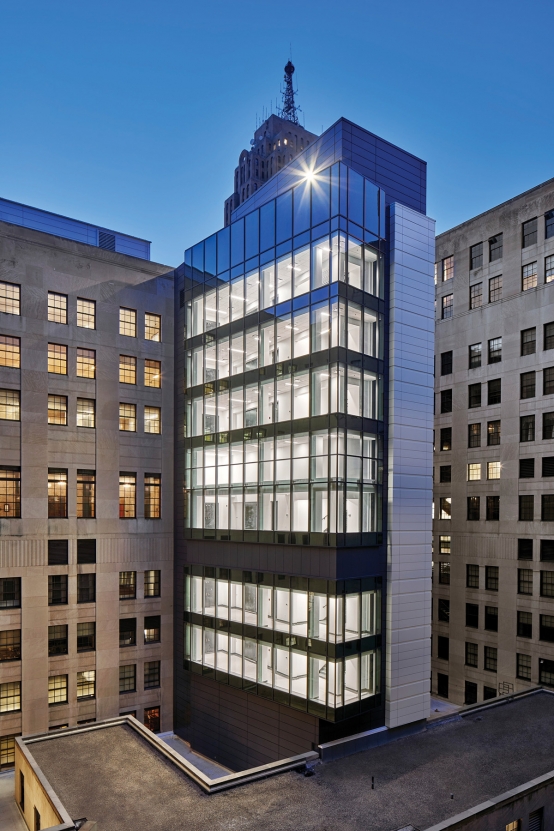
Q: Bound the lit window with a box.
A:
[522,262,537,291]
[0,282,20,316]
[442,256,453,281]
[144,474,161,519]
[119,355,136,384]
[144,570,161,597]
[145,313,161,341]
[119,308,137,337]
[144,359,161,388]
[48,343,67,374]
[487,461,501,480]
[47,395,67,425]
[0,468,20,517]
[144,406,161,434]
[76,470,95,518]
[76,670,95,700]
[77,298,96,329]
[440,497,451,520]
[48,292,67,324]
[144,615,161,643]
[48,469,67,518]
[119,664,136,693]
[467,463,481,481]
[0,629,21,661]
[439,535,451,555]
[441,294,453,319]
[0,336,20,368]
[76,398,95,428]
[0,682,21,713]
[0,734,18,769]
[119,571,136,600]
[144,706,160,732]
[0,390,20,421]
[546,254,554,283]
[119,473,136,518]
[48,675,68,705]
[76,347,95,378]
[119,403,136,432]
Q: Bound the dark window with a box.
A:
[540,658,554,686]
[440,351,453,375]
[467,496,480,521]
[541,540,554,561]
[519,569,533,595]
[468,423,481,448]
[0,577,20,609]
[489,234,503,262]
[484,606,498,632]
[144,706,161,733]
[77,573,95,604]
[521,327,536,355]
[521,372,536,399]
[545,323,554,351]
[528,809,544,831]
[465,642,478,667]
[466,565,479,589]
[542,495,554,521]
[544,412,554,439]
[438,598,450,622]
[48,540,68,566]
[522,218,538,248]
[486,496,499,521]
[488,379,501,405]
[540,614,554,642]
[441,294,453,320]
[517,653,532,680]
[119,618,136,647]
[440,389,452,413]
[119,664,136,693]
[466,603,479,627]
[48,575,68,606]
[488,338,502,364]
[487,420,501,446]
[438,562,450,585]
[520,459,535,478]
[521,415,535,442]
[468,384,481,408]
[544,457,554,477]
[518,539,533,560]
[517,612,532,639]
[144,661,161,689]
[469,343,482,368]
[469,283,482,309]
[464,680,478,704]
[77,622,95,652]
[544,367,554,395]
[440,428,452,451]
[489,275,502,302]
[77,539,96,564]
[437,635,449,660]
[485,566,499,591]
[144,615,161,643]
[519,495,534,521]
[439,466,451,483]
[484,646,497,672]
[48,625,68,656]
[0,630,21,661]
[119,571,136,600]
[546,210,554,240]
[483,685,497,700]
[436,673,448,698]
[470,242,483,270]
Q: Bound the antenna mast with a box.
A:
[278,60,300,125]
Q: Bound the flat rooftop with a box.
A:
[23,690,554,831]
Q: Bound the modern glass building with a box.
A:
[174,117,435,768]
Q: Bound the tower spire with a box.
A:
[278,60,300,125]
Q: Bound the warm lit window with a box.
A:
[144,570,161,597]
[77,298,96,329]
[47,395,67,425]
[0,735,18,769]
[0,390,20,421]
[76,347,95,378]
[77,622,95,652]
[48,292,67,324]
[144,406,161,434]
[48,675,68,705]
[119,308,137,337]
[144,359,161,388]
[0,283,20,315]
[119,355,136,384]
[76,470,95,518]
[144,615,161,643]
[522,262,537,291]
[144,706,160,732]
[489,276,502,303]
[487,420,501,446]
[0,336,20,368]
[48,343,67,374]
[48,469,67,518]
[442,256,453,281]
[467,463,481,481]
[439,497,451,520]
[77,670,95,700]
[144,661,160,689]
[119,664,136,693]
[119,571,136,600]
[119,473,136,518]
[0,682,21,713]
[0,630,21,661]
[487,461,501,480]
[119,403,136,432]
[76,398,95,428]
[0,468,20,518]
[144,474,161,518]
[145,313,161,341]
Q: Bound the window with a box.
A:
[544,412,554,439]
[468,383,481,408]
[0,389,19,421]
[77,670,95,700]
[76,398,95,428]
[144,661,161,689]
[441,294,453,319]
[48,540,68,565]
[543,458,554,477]
[486,496,499,521]
[545,323,554,351]
[467,496,480,521]
[470,242,483,270]
[440,390,452,413]
[119,664,136,693]
[76,348,95,378]
[542,495,554,521]
[517,653,532,680]
[119,618,136,647]
[522,262,537,291]
[145,313,161,341]
[144,406,161,434]
[119,308,137,337]
[464,681,477,705]
[540,658,554,686]
[439,497,451,520]
[489,275,502,303]
[522,218,538,248]
[0,335,20,368]
[546,210,554,240]
[487,461,500,480]
[47,292,67,324]
[119,474,136,518]
[469,283,482,309]
[465,642,478,667]
[519,495,534,521]
[76,470,95,519]
[547,254,554,283]
[466,603,479,627]
[119,571,136,600]
[144,359,161,388]
[47,395,67,425]
[77,298,96,329]
[144,474,161,519]
[144,570,161,598]
[0,577,20,608]
[48,625,68,656]
[48,675,68,705]
[77,622,95,652]
[489,234,503,262]
[442,256,453,281]
[0,282,20,315]
[544,367,554,395]
[438,599,450,622]
[484,606,498,632]
[47,343,67,374]
[517,611,532,639]
[0,735,18,770]
[487,420,501,446]
[485,565,499,590]
[484,646,497,672]
[438,562,450,585]
[144,707,160,733]
[119,355,136,384]
[48,469,67,518]
[439,535,451,555]
[521,328,536,356]
[488,379,501,405]
[437,674,448,698]
[0,467,20,517]
[521,415,535,442]
[540,614,554,642]
[468,463,481,481]
[541,540,554,561]
[48,574,68,605]
[77,539,96,564]
[144,615,161,643]
[77,573,95,604]
[469,343,481,368]
[483,686,497,700]
[488,337,502,363]
[440,351,452,375]
[468,423,481,448]
[0,630,21,661]
[440,428,452,451]
[521,372,536,399]
[518,539,533,560]
[519,569,533,595]
[437,636,449,660]
[119,403,136,432]
[439,465,451,483]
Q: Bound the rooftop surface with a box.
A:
[27,691,554,831]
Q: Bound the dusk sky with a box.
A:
[1,0,553,265]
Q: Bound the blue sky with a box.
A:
[1,0,553,265]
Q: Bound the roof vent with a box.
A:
[98,231,116,251]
